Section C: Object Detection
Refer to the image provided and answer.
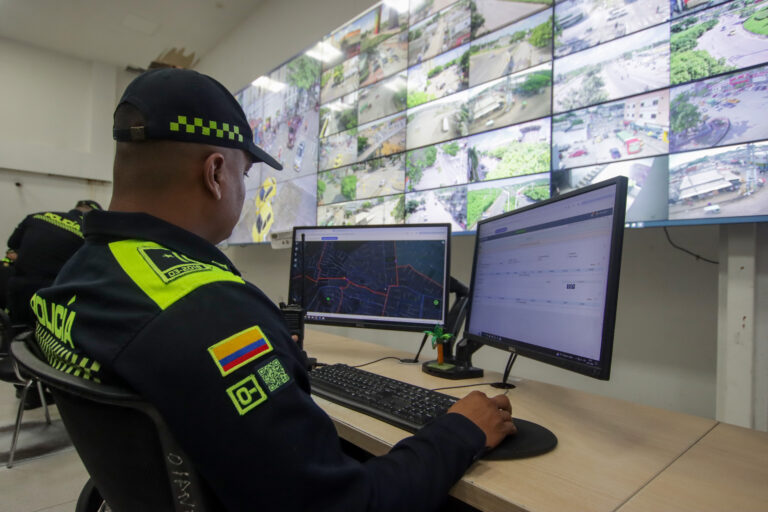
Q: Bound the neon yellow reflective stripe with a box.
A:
[109,240,244,310]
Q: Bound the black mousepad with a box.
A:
[481,418,557,460]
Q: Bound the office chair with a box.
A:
[0,311,52,468]
[11,335,225,512]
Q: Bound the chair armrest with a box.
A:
[10,340,143,407]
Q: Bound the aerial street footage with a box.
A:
[468,117,551,182]
[317,194,404,226]
[295,238,446,320]
[322,6,382,70]
[357,112,407,161]
[358,71,407,125]
[552,90,670,170]
[406,90,470,149]
[671,0,768,85]
[551,156,671,224]
[466,63,552,134]
[319,128,358,171]
[671,0,731,19]
[469,9,552,87]
[242,55,321,180]
[407,139,469,192]
[670,64,768,153]
[408,0,471,66]
[466,173,550,229]
[554,0,668,58]
[230,173,318,243]
[404,184,468,230]
[553,23,670,113]
[669,141,768,220]
[470,0,552,39]
[407,44,469,108]
[317,154,405,205]
[358,31,408,88]
[320,92,358,138]
[321,56,359,104]
[410,0,463,26]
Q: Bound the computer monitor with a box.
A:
[288,224,451,331]
[463,176,627,380]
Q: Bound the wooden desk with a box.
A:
[305,330,717,512]
[619,423,768,512]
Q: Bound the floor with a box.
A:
[0,383,89,512]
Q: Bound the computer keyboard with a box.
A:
[308,363,458,433]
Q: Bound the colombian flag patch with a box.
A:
[208,326,273,376]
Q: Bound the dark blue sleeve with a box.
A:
[112,282,485,512]
[7,217,27,250]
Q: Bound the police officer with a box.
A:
[32,68,515,512]
[6,200,100,326]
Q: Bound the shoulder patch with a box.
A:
[226,374,267,416]
[109,240,244,310]
[257,358,291,393]
[139,246,209,283]
[208,325,273,376]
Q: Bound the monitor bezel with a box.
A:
[463,176,628,380]
[288,223,452,332]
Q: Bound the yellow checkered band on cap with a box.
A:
[169,115,244,142]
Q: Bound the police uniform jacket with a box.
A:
[7,209,85,279]
[32,211,486,512]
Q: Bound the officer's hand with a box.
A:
[447,391,516,448]
[291,334,299,343]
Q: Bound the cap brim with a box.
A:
[248,142,282,170]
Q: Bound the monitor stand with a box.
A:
[422,335,484,380]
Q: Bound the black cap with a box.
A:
[76,200,102,211]
[113,68,282,170]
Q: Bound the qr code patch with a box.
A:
[257,358,290,392]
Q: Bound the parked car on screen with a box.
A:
[294,142,305,172]
[569,148,588,158]
[610,148,621,159]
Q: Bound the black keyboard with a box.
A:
[309,363,458,433]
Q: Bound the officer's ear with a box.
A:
[202,152,226,201]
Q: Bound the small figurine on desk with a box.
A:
[424,325,454,370]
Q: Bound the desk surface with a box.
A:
[305,330,718,512]
[619,422,768,512]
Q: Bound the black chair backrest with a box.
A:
[11,336,225,512]
[0,309,14,356]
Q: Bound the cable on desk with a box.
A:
[352,356,403,368]
[430,382,499,392]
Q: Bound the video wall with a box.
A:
[229,0,768,244]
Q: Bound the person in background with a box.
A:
[0,250,15,311]
[31,68,516,512]
[6,200,101,326]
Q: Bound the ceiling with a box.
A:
[0,0,264,70]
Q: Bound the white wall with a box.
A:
[0,37,115,182]
[0,37,117,244]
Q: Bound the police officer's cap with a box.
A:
[76,200,102,210]
[112,68,282,170]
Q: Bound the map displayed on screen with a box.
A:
[291,239,446,322]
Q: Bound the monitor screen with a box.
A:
[464,176,627,380]
[289,224,451,331]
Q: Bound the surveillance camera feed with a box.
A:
[226,0,768,244]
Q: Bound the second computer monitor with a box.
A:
[289,224,451,331]
[464,177,627,380]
